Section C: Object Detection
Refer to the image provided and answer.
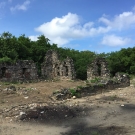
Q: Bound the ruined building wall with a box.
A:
[87,58,110,80]
[41,50,76,80]
[0,50,76,82]
[0,60,38,82]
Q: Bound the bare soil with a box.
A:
[0,80,135,135]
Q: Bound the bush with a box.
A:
[0,56,12,63]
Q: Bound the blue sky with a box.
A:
[1,0,135,53]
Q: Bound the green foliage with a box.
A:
[107,47,135,76]
[69,88,77,96]
[130,65,135,74]
[91,131,100,135]
[0,56,12,63]
[77,85,83,89]
[69,88,80,97]
[1,31,135,80]
[90,77,101,83]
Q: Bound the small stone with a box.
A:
[19,112,26,120]
[20,112,26,116]
[24,96,29,99]
[73,96,76,99]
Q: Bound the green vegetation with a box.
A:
[69,88,77,96]
[77,85,83,89]
[69,88,80,97]
[1,31,135,80]
[90,77,101,83]
[91,131,100,135]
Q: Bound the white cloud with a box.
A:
[31,13,110,46]
[99,11,135,30]
[101,35,131,46]
[30,7,135,47]
[29,35,38,41]
[10,0,30,11]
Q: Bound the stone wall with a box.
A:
[41,50,76,80]
[87,57,110,80]
[0,50,76,82]
[0,60,38,82]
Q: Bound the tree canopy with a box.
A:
[0,32,135,80]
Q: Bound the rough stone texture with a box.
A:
[0,60,38,82]
[53,73,130,100]
[87,57,110,80]
[41,50,76,80]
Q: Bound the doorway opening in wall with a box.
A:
[57,71,60,76]
[65,66,68,76]
[22,68,27,77]
[97,63,101,76]
[55,64,60,76]
[57,67,60,76]
[1,67,7,77]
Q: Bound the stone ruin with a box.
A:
[0,50,76,82]
[41,50,76,80]
[87,57,110,80]
[0,60,38,82]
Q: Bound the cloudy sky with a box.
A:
[0,0,135,53]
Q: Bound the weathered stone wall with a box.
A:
[41,50,76,80]
[0,60,38,82]
[87,57,110,80]
[0,50,76,82]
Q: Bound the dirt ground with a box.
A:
[0,79,135,135]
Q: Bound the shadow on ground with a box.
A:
[21,105,128,135]
[99,95,127,102]
[60,122,127,135]
[22,105,93,126]
[120,104,135,111]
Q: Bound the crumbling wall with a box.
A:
[53,73,130,100]
[41,50,76,80]
[87,57,110,80]
[0,60,38,82]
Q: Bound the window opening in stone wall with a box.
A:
[57,71,60,76]
[22,68,27,77]
[55,64,60,76]
[1,67,7,77]
[57,67,60,75]
[97,63,101,76]
[65,66,68,76]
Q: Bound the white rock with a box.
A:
[20,112,26,116]
[24,96,29,99]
